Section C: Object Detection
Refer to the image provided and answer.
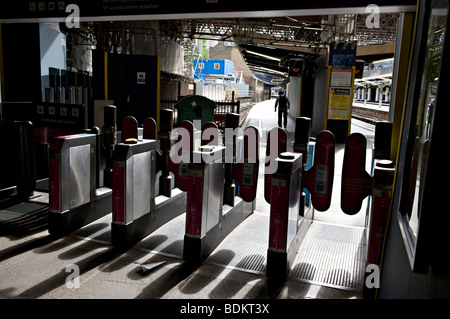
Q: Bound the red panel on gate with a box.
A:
[303,130,335,211]
[368,195,391,266]
[341,133,372,215]
[185,175,203,237]
[112,165,125,223]
[264,127,287,204]
[48,157,60,212]
[48,139,64,212]
[233,126,260,202]
[268,181,289,252]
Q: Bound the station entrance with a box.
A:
[2,0,447,301]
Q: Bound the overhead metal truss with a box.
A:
[158,13,399,48]
[90,13,399,54]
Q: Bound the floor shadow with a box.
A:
[208,254,265,299]
[134,241,199,299]
[0,234,54,263]
[178,249,236,295]
[17,247,120,298]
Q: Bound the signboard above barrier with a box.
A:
[0,0,416,22]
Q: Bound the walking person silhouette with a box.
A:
[274,89,290,129]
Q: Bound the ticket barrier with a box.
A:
[182,120,260,266]
[266,152,303,282]
[48,132,112,237]
[111,114,186,251]
[340,132,395,298]
[1,121,37,203]
[265,120,336,282]
[0,120,49,234]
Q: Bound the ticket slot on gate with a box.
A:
[303,130,336,212]
[266,152,303,282]
[183,124,259,266]
[48,132,112,237]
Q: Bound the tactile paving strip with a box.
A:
[289,221,366,291]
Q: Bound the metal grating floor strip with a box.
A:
[205,212,269,274]
[289,221,366,291]
[134,213,186,258]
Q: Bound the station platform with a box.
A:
[0,100,375,303]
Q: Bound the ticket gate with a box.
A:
[182,117,260,267]
[265,117,336,282]
[111,114,186,251]
[48,132,112,237]
[340,127,395,298]
[266,152,303,282]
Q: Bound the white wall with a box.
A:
[312,68,329,136]
[287,76,301,119]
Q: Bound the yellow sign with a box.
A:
[328,87,351,120]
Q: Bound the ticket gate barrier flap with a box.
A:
[121,116,139,143]
[111,139,157,225]
[303,130,335,212]
[267,152,303,281]
[233,126,260,203]
[143,117,157,140]
[264,127,287,204]
[341,133,373,215]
